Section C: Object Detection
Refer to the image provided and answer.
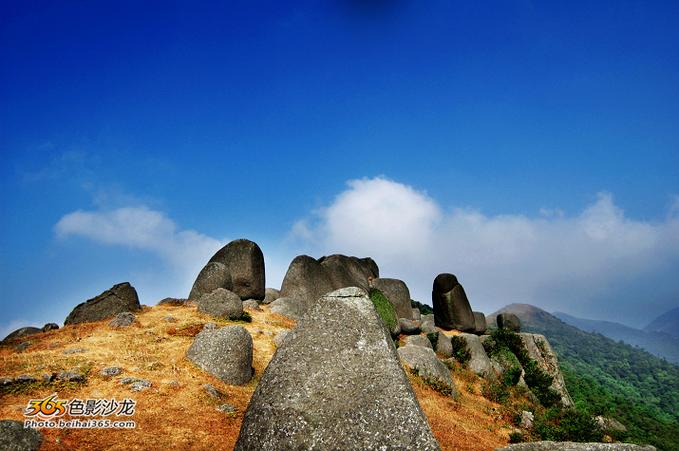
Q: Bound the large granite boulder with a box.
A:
[188,262,231,300]
[498,312,521,332]
[262,288,280,305]
[398,344,458,398]
[496,442,656,451]
[279,254,379,314]
[64,282,140,325]
[0,419,42,451]
[186,325,253,385]
[472,311,487,335]
[372,278,413,320]
[197,288,244,320]
[190,239,265,301]
[432,273,475,332]
[2,327,42,343]
[457,333,492,376]
[235,287,440,451]
[520,333,573,407]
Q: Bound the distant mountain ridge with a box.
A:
[644,306,679,339]
[553,311,679,364]
[488,303,679,451]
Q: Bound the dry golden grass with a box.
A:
[1,303,509,450]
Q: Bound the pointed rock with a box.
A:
[236,287,439,451]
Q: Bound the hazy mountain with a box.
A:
[553,311,679,364]
[645,307,679,339]
[489,303,679,450]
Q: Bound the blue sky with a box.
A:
[1,1,678,336]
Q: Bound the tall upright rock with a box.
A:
[432,273,475,332]
[189,239,265,301]
[520,333,573,407]
[235,287,440,450]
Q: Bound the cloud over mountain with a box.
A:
[292,177,679,326]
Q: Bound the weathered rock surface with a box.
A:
[399,318,421,335]
[520,333,573,407]
[432,273,475,332]
[498,312,521,332]
[412,308,422,321]
[242,299,261,311]
[186,325,253,385]
[109,312,137,328]
[2,327,41,342]
[495,442,656,451]
[189,262,231,300]
[279,254,378,314]
[421,314,436,334]
[190,239,266,301]
[197,288,244,320]
[404,335,433,349]
[65,282,140,325]
[473,311,487,335]
[595,416,627,433]
[457,333,493,376]
[432,331,453,358]
[372,278,413,320]
[269,297,305,320]
[0,419,42,451]
[235,287,440,451]
[262,288,280,305]
[398,344,458,398]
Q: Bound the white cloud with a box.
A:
[55,206,225,301]
[291,177,679,326]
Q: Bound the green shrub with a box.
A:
[450,335,472,367]
[482,379,510,404]
[369,288,398,333]
[508,431,524,443]
[533,408,603,442]
[410,299,433,315]
[231,311,252,322]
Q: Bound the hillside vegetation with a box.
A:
[492,304,679,451]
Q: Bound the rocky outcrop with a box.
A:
[457,333,493,376]
[186,324,253,385]
[2,327,41,342]
[0,419,42,451]
[64,282,140,325]
[235,287,440,451]
[498,312,521,332]
[520,333,573,407]
[432,273,475,332]
[371,278,413,320]
[496,442,656,450]
[262,288,280,305]
[278,254,379,315]
[190,239,265,301]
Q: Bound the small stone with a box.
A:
[109,312,137,328]
[520,410,534,429]
[41,373,54,383]
[216,403,236,413]
[130,380,151,391]
[242,299,261,311]
[57,371,85,382]
[101,367,123,377]
[16,374,37,383]
[42,323,60,332]
[203,383,223,399]
[63,348,86,355]
[162,316,177,323]
[0,377,13,386]
[119,377,136,385]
